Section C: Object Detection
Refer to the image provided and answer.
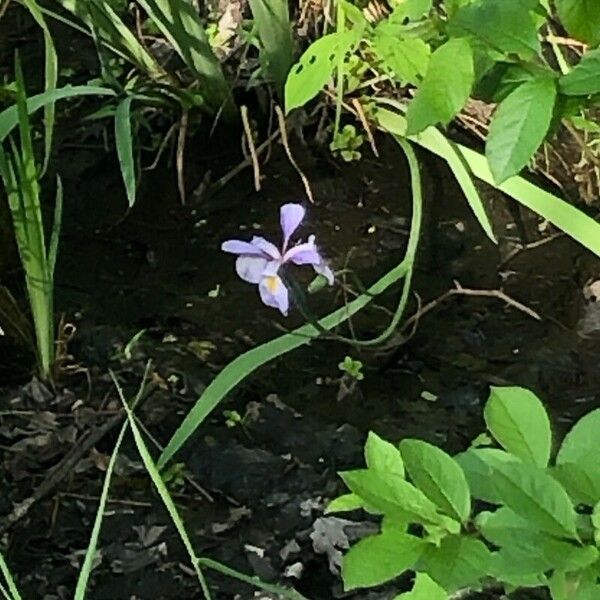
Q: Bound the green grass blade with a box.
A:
[0,552,22,600]
[48,175,63,278]
[114,96,136,207]
[376,106,496,243]
[112,372,213,599]
[248,0,294,94]
[135,0,233,113]
[0,85,116,142]
[20,0,58,174]
[73,420,129,600]
[376,107,600,257]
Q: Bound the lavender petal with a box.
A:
[222,239,266,256]
[280,204,306,249]
[259,275,289,315]
[313,261,335,285]
[250,236,282,260]
[236,256,269,284]
[284,241,321,265]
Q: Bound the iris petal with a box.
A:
[250,236,282,259]
[235,256,269,283]
[284,238,321,265]
[280,204,305,249]
[222,239,265,256]
[314,262,335,285]
[259,275,289,315]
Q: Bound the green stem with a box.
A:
[334,0,345,136]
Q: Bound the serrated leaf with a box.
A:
[365,431,405,478]
[285,31,358,113]
[486,77,557,184]
[555,0,600,47]
[342,528,426,590]
[453,448,517,503]
[394,572,447,600]
[419,535,491,592]
[483,386,552,466]
[326,493,364,514]
[492,461,579,540]
[340,469,454,528]
[406,38,474,135]
[450,0,541,58]
[560,48,600,96]
[400,439,471,522]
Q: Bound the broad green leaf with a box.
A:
[486,77,557,183]
[483,386,552,466]
[326,493,364,513]
[377,108,495,242]
[372,34,431,86]
[340,470,455,528]
[365,431,405,478]
[248,0,294,93]
[419,535,491,592]
[493,461,579,539]
[552,462,600,506]
[342,528,426,590]
[450,0,541,58]
[560,49,600,96]
[114,96,136,208]
[0,86,116,143]
[406,38,474,135]
[285,31,359,113]
[555,0,600,46]
[453,448,517,503]
[394,572,447,600]
[399,439,471,522]
[388,0,432,21]
[557,409,600,466]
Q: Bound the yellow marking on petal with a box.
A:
[264,275,280,294]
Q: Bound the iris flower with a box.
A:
[221,203,334,315]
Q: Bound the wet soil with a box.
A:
[2,131,600,600]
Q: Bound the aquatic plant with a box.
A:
[222,203,334,315]
[328,386,600,599]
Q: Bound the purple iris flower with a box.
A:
[221,203,334,315]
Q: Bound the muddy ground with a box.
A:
[1,126,600,600]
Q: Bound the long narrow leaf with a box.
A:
[48,175,63,278]
[0,553,22,600]
[376,106,495,242]
[248,0,294,93]
[21,0,58,173]
[73,420,129,600]
[114,97,136,207]
[113,374,212,599]
[376,107,600,258]
[0,85,116,142]
[135,0,232,112]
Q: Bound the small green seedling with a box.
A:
[160,462,186,492]
[223,409,244,429]
[330,125,364,162]
[338,356,364,381]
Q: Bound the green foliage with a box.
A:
[248,0,294,94]
[560,49,600,96]
[339,355,365,380]
[330,124,364,161]
[330,386,600,598]
[114,96,136,207]
[483,386,552,467]
[406,38,474,135]
[486,76,557,183]
[554,0,600,47]
[0,551,22,600]
[0,61,61,379]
